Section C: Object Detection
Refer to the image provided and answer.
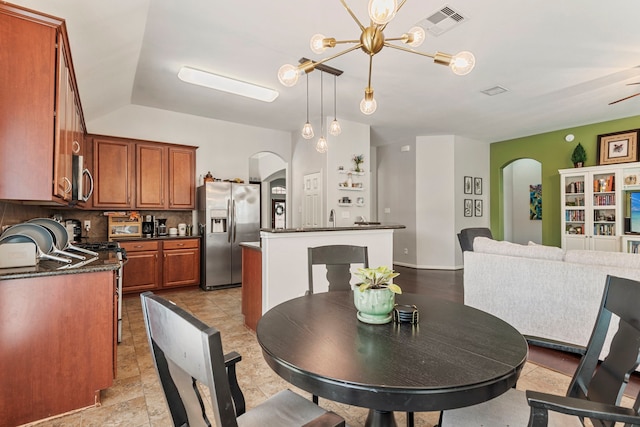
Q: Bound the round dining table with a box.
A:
[256,291,528,427]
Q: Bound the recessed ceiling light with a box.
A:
[178,66,279,102]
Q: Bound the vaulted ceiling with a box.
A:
[11,0,640,145]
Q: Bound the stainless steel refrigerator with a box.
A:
[197,182,260,290]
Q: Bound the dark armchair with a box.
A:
[457,227,493,252]
[440,275,640,426]
[140,291,345,427]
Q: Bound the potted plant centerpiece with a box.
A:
[571,143,587,167]
[353,266,402,324]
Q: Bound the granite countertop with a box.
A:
[261,223,406,233]
[0,251,121,281]
[239,241,261,250]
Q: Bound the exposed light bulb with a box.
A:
[302,122,314,139]
[360,88,377,115]
[450,51,476,76]
[329,119,341,136]
[368,0,397,25]
[310,34,327,54]
[277,64,301,86]
[406,26,425,47]
[316,136,328,153]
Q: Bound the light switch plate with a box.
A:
[341,211,350,218]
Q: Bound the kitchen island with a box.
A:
[259,224,405,316]
[0,255,120,426]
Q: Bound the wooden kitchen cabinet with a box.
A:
[92,137,135,209]
[90,134,196,210]
[162,238,200,288]
[119,240,161,292]
[0,4,85,204]
[136,142,167,209]
[168,146,196,209]
[120,238,200,293]
[0,271,115,427]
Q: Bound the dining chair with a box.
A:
[307,244,369,294]
[140,291,345,427]
[457,227,493,252]
[440,275,640,426]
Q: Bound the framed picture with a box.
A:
[597,130,639,165]
[464,176,472,194]
[474,177,483,195]
[464,199,472,217]
[474,199,483,217]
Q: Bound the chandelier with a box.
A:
[277,0,476,115]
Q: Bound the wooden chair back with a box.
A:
[141,291,240,427]
[307,245,369,294]
[567,275,640,426]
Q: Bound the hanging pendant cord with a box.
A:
[333,75,338,120]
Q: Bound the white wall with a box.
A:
[504,158,542,244]
[377,140,417,266]
[453,136,491,267]
[376,134,489,269]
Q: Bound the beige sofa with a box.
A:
[464,237,640,355]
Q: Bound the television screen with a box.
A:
[631,192,640,233]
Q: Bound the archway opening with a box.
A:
[502,158,542,244]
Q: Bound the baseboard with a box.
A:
[394,261,463,270]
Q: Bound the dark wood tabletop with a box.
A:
[256,291,528,425]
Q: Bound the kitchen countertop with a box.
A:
[0,251,121,281]
[260,223,406,233]
[239,241,261,250]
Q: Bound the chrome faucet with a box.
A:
[329,209,336,227]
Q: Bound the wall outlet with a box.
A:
[84,220,91,232]
[341,211,350,218]
[403,248,408,254]
[384,208,391,214]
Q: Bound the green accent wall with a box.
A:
[490,115,640,247]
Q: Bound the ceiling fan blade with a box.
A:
[609,92,640,105]
[627,82,640,86]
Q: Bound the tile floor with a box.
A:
[22,287,630,427]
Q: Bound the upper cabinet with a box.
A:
[0,4,85,204]
[91,135,196,210]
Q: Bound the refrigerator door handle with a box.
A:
[227,199,232,243]
[232,199,237,242]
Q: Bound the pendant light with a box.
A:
[329,74,341,136]
[316,72,328,153]
[301,74,314,139]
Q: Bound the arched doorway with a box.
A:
[503,158,542,244]
[248,152,287,228]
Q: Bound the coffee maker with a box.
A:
[157,218,168,236]
[65,219,82,243]
[142,215,155,238]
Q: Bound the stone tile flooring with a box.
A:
[22,287,630,427]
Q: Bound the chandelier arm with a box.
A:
[383,42,436,59]
[339,0,366,31]
[367,54,374,89]
[306,44,363,72]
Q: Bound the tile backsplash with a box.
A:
[0,201,194,240]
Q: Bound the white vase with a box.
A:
[353,287,395,324]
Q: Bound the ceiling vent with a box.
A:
[420,5,467,37]
[481,86,509,96]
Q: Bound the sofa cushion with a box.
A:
[564,249,640,269]
[473,237,564,261]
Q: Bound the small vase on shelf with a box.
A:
[347,173,353,187]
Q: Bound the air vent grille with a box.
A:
[481,86,509,96]
[421,5,467,37]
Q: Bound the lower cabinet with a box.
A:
[120,238,200,293]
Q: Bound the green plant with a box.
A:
[353,154,365,172]
[354,266,402,294]
[571,143,587,164]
